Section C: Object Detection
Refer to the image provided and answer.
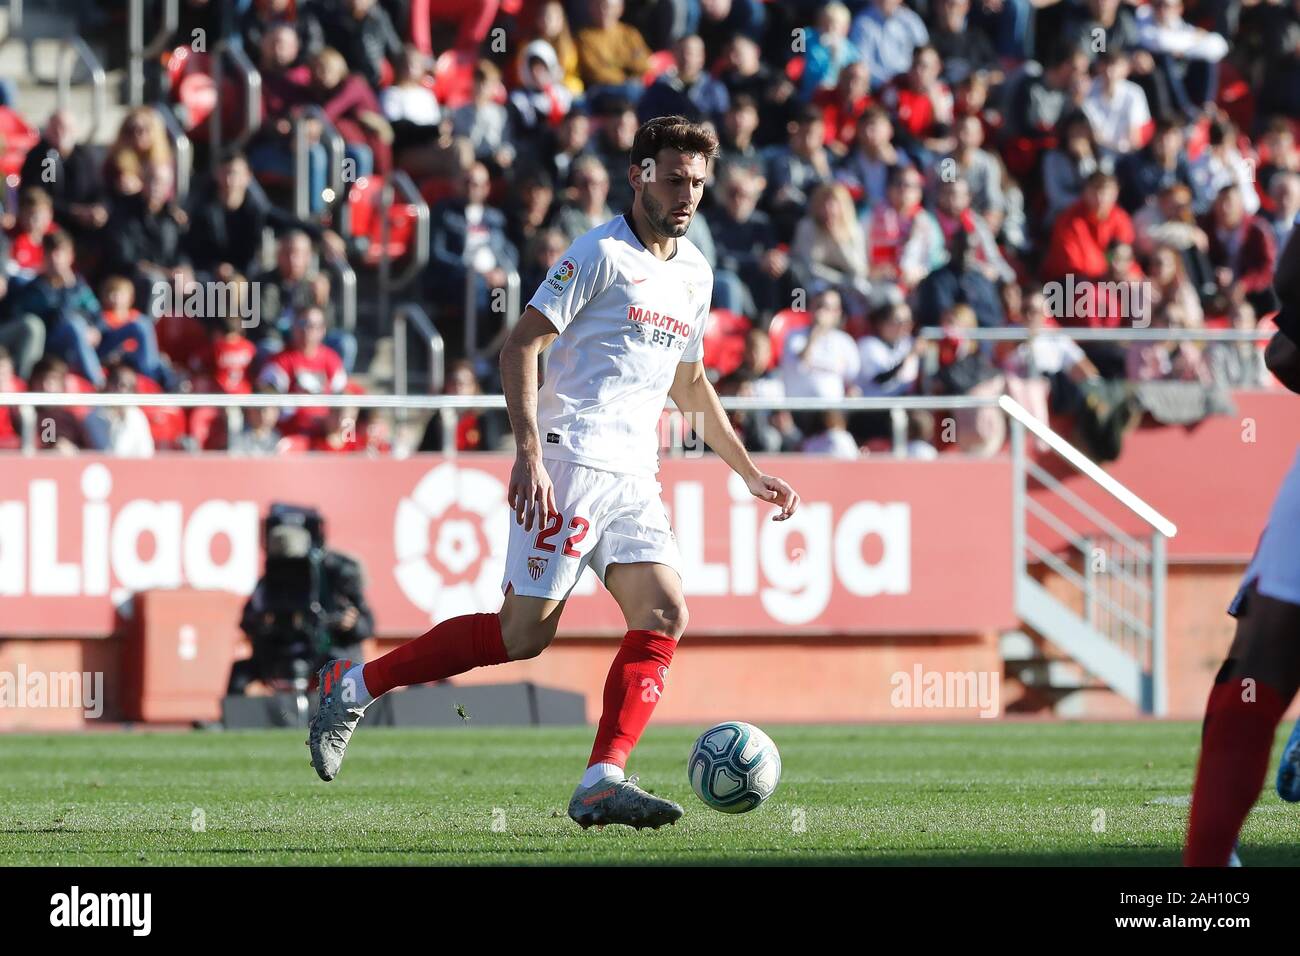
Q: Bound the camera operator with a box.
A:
[227,511,374,695]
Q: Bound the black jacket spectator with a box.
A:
[20,136,106,238]
[319,0,403,89]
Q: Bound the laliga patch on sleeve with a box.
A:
[545,257,578,294]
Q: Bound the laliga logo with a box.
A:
[393,463,510,622]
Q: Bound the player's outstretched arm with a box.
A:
[669,360,800,521]
[500,306,560,530]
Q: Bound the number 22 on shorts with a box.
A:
[534,512,590,557]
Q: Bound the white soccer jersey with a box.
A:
[527,214,713,477]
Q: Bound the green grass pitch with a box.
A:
[2,722,1298,865]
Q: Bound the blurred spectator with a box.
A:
[928,0,998,86]
[1062,0,1142,66]
[20,111,108,240]
[716,95,765,180]
[382,46,444,161]
[801,409,861,458]
[520,227,569,302]
[814,62,873,159]
[577,0,652,104]
[864,164,929,290]
[428,162,519,320]
[104,162,191,302]
[913,222,1008,328]
[1042,171,1135,282]
[311,405,370,453]
[253,231,356,372]
[858,301,925,397]
[698,0,767,53]
[1202,184,1278,316]
[239,0,324,63]
[1259,0,1300,117]
[800,3,863,100]
[8,188,55,275]
[453,61,515,172]
[707,165,789,319]
[185,154,342,280]
[538,109,594,192]
[84,362,155,458]
[763,104,835,242]
[1083,49,1152,156]
[838,107,911,211]
[208,309,258,395]
[11,231,109,387]
[318,0,403,90]
[904,409,939,458]
[879,45,955,168]
[508,168,558,256]
[1041,111,1117,225]
[1004,46,1089,148]
[0,275,42,379]
[425,0,500,52]
[27,356,91,452]
[850,0,930,91]
[1126,302,1211,381]
[1257,118,1300,201]
[517,1,584,95]
[510,40,575,139]
[592,99,639,211]
[309,47,393,178]
[1207,301,1269,387]
[1268,172,1300,253]
[780,285,862,401]
[1132,183,1208,268]
[719,34,795,146]
[1135,0,1228,121]
[104,107,173,199]
[1117,118,1191,214]
[903,177,1013,301]
[716,328,801,453]
[1190,119,1259,217]
[257,306,348,436]
[790,182,870,315]
[929,303,1006,455]
[96,274,171,386]
[228,386,285,455]
[936,114,1004,234]
[638,34,730,125]
[554,156,614,242]
[418,358,508,452]
[1147,242,1204,329]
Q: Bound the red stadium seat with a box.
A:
[767,308,811,367]
[643,50,677,86]
[0,106,39,180]
[156,314,210,377]
[785,56,805,83]
[432,50,478,110]
[188,405,226,450]
[702,308,751,379]
[131,374,187,448]
[344,175,418,266]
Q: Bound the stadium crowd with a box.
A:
[1,0,1297,458]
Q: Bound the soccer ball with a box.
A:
[687,721,781,813]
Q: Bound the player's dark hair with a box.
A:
[630,115,719,169]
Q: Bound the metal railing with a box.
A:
[128,0,178,107]
[154,101,192,203]
[1003,395,1175,714]
[56,36,106,141]
[392,303,446,432]
[293,106,345,221]
[207,39,261,168]
[376,171,430,349]
[322,248,357,334]
[465,268,521,363]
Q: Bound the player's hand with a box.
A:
[508,453,559,532]
[746,473,800,521]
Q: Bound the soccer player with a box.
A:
[308,116,801,829]
[1183,227,1300,865]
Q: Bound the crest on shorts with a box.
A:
[527,556,548,580]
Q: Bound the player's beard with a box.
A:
[640,188,692,239]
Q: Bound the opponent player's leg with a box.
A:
[567,560,687,829]
[1185,586,1300,865]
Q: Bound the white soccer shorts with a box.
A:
[1231,448,1300,613]
[501,458,683,601]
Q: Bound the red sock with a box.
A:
[362,612,508,698]
[1184,679,1288,866]
[587,629,677,769]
